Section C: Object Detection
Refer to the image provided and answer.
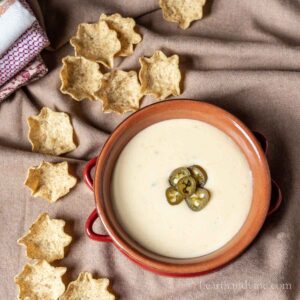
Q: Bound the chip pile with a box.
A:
[15,213,115,299]
[60,13,183,114]
[16,107,115,298]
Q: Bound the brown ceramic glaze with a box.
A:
[92,100,271,276]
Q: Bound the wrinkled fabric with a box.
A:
[0,0,299,299]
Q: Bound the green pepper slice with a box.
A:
[166,187,184,205]
[169,167,191,187]
[186,188,210,211]
[177,176,196,197]
[189,165,207,187]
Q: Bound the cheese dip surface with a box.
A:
[111,119,252,258]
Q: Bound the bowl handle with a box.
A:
[85,209,112,242]
[252,131,268,154]
[83,156,98,191]
[251,132,283,216]
[267,179,283,217]
[83,157,112,242]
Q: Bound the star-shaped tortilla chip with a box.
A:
[159,0,206,29]
[18,213,72,262]
[94,70,143,114]
[25,161,77,203]
[60,272,115,300]
[27,107,77,156]
[15,260,66,300]
[139,50,182,100]
[70,20,121,68]
[60,56,103,101]
[100,13,142,56]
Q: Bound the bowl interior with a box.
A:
[94,100,271,275]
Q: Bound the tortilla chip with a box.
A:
[159,0,206,29]
[100,13,142,56]
[60,56,103,101]
[60,272,115,300]
[18,213,72,262]
[15,260,66,300]
[139,50,182,100]
[94,70,143,114]
[27,107,77,156]
[70,20,121,68]
[24,161,77,203]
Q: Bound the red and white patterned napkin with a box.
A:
[0,55,48,102]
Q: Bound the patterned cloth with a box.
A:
[0,21,49,86]
[0,0,49,101]
[0,55,47,102]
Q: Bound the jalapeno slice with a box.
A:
[186,188,210,211]
[177,175,196,197]
[169,167,191,187]
[166,187,184,205]
[189,165,207,187]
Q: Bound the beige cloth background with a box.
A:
[1,0,299,299]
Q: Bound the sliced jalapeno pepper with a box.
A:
[186,188,210,211]
[189,165,207,187]
[177,175,196,197]
[166,187,184,205]
[169,167,191,187]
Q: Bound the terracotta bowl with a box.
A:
[84,100,282,277]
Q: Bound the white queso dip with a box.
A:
[111,119,252,258]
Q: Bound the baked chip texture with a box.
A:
[159,0,206,29]
[60,56,103,101]
[15,260,66,300]
[139,50,181,100]
[60,272,115,300]
[100,13,142,56]
[27,107,77,156]
[94,70,143,114]
[70,20,121,68]
[18,213,72,261]
[24,161,77,203]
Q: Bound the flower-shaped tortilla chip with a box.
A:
[18,213,72,261]
[94,70,143,114]
[159,0,206,29]
[60,56,103,101]
[27,107,77,156]
[60,272,115,300]
[15,260,66,300]
[139,50,182,100]
[70,20,121,68]
[24,161,77,203]
[100,13,142,56]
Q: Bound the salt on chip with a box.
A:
[159,0,206,29]
[28,107,77,156]
[139,50,182,100]
[24,161,77,203]
[18,213,72,262]
[60,56,103,101]
[70,20,121,68]
[100,13,142,57]
[15,260,66,300]
[94,70,143,114]
[60,272,115,300]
